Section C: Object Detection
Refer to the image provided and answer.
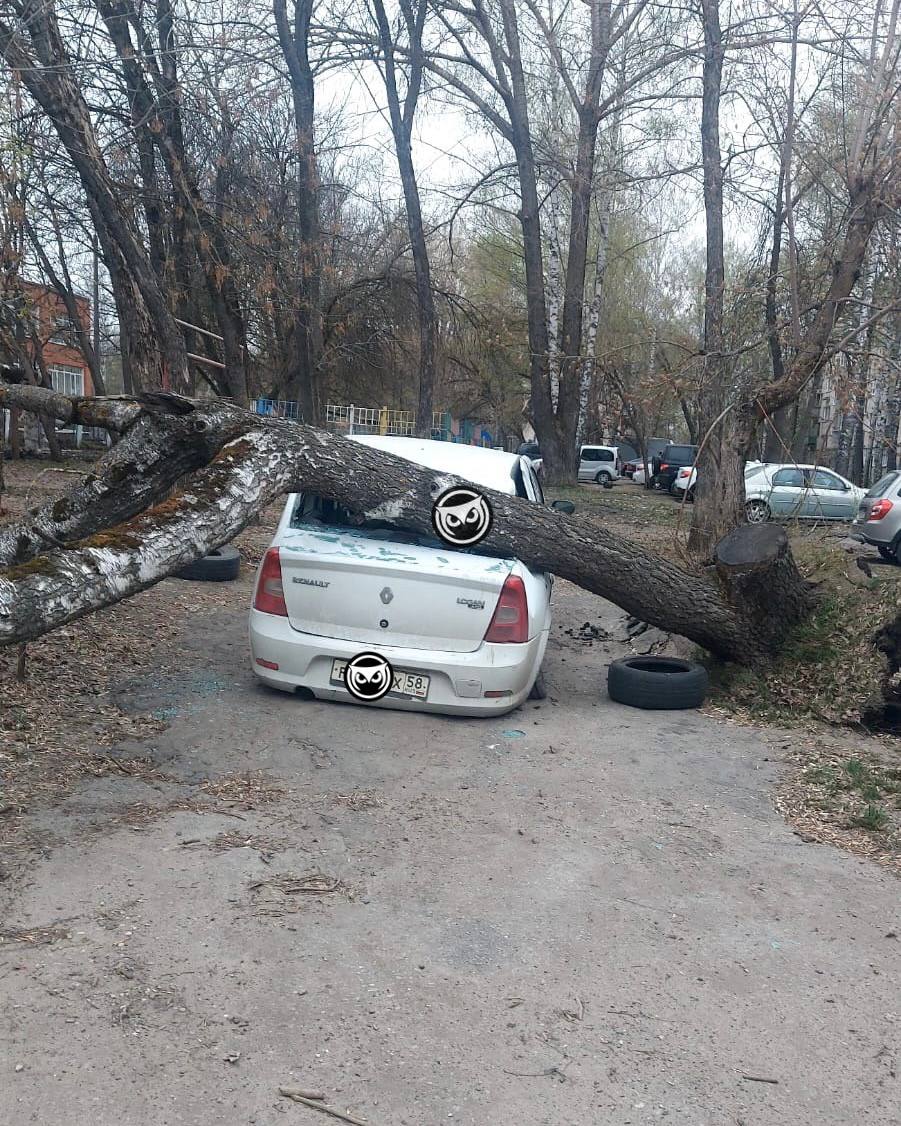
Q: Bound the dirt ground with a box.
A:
[1,459,900,1126]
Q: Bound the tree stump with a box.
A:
[714,523,816,653]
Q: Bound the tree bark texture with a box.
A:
[0,382,817,663]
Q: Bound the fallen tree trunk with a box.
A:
[0,384,817,662]
[0,388,251,567]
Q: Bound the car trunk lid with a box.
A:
[277,527,515,653]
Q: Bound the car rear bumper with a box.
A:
[851,519,898,547]
[248,610,549,716]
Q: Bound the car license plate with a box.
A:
[330,659,430,700]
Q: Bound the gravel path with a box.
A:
[1,579,898,1126]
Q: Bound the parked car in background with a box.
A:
[745,464,865,523]
[851,470,901,561]
[650,444,698,491]
[516,439,543,479]
[249,437,552,716]
[577,444,621,485]
[622,439,668,479]
[671,460,763,501]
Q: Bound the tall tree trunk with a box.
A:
[95,0,249,405]
[371,0,436,438]
[495,0,559,478]
[576,185,613,446]
[553,1,611,478]
[762,166,792,462]
[689,0,746,556]
[0,2,190,390]
[274,0,324,424]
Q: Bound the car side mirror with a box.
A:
[550,499,576,514]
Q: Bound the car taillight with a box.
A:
[868,499,894,521]
[659,463,669,471]
[253,547,288,616]
[678,467,691,478]
[484,575,528,644]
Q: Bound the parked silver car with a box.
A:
[851,470,901,562]
[577,444,621,485]
[744,463,865,523]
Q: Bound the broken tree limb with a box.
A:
[0,389,252,567]
[0,386,817,662]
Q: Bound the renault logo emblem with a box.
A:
[380,586,394,605]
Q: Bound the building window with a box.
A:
[48,364,84,397]
[50,314,78,345]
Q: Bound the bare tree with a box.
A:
[0,0,191,392]
[368,0,437,436]
[274,0,325,423]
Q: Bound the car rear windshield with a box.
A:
[865,471,901,498]
[289,488,522,548]
[663,445,696,461]
[290,494,425,541]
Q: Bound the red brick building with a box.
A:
[22,281,92,397]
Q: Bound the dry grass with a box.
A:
[710,533,901,728]
[771,730,901,874]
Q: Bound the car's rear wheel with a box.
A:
[746,500,771,524]
[528,668,547,700]
[595,470,613,485]
[878,544,896,562]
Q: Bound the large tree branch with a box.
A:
[0,387,814,662]
[0,386,251,567]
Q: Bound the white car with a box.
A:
[577,444,621,484]
[249,436,552,716]
[671,460,763,501]
[745,463,865,523]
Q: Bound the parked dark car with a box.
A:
[623,439,668,479]
[651,444,698,491]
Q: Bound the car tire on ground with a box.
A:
[595,470,613,485]
[528,668,548,700]
[175,545,241,582]
[745,499,771,524]
[877,544,896,563]
[607,656,709,710]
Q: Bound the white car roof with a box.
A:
[350,434,521,495]
[764,463,842,472]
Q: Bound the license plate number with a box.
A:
[330,659,430,700]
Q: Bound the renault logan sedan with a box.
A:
[249,437,552,715]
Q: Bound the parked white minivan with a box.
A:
[577,445,620,485]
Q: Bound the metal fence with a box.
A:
[250,398,300,420]
[248,398,486,446]
[326,404,452,440]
